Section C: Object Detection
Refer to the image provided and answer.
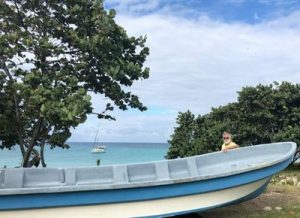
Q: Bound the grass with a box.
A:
[176,167,300,218]
[197,184,300,218]
[271,165,300,186]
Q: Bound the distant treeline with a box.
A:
[166,82,300,163]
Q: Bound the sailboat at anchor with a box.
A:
[91,145,106,153]
[90,120,107,153]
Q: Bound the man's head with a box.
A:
[223,132,232,145]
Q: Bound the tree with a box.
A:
[167,82,300,163]
[0,0,150,167]
[166,111,195,159]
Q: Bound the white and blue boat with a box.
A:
[91,145,106,153]
[0,142,297,218]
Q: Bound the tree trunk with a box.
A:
[22,119,43,167]
[0,61,26,157]
[27,149,41,168]
[40,141,47,167]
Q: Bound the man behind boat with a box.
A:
[221,132,239,152]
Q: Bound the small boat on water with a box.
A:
[0,142,296,218]
[91,145,106,153]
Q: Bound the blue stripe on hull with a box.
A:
[144,178,271,218]
[0,156,292,211]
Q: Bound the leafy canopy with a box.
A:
[166,82,300,163]
[0,0,149,167]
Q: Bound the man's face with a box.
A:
[223,134,231,144]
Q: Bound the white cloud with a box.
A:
[70,9,300,143]
[117,12,300,110]
[264,10,300,28]
[70,111,176,143]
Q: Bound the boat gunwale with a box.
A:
[0,142,296,195]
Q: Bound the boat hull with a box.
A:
[0,177,270,218]
[0,154,292,211]
[0,142,296,217]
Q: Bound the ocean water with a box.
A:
[0,142,169,168]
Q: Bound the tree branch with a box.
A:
[0,60,25,156]
[13,0,36,38]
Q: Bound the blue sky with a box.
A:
[106,0,300,23]
[70,0,300,142]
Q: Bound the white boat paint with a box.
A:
[91,145,106,153]
[0,177,270,218]
[0,142,296,217]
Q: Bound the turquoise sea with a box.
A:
[0,142,169,168]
